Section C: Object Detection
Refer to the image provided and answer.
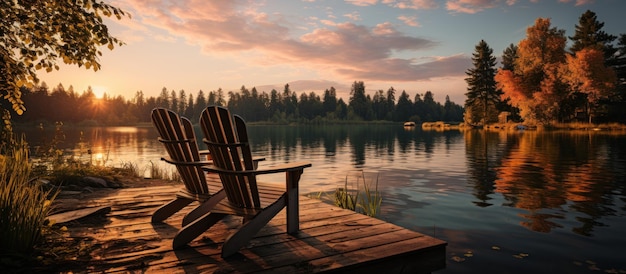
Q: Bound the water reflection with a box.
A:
[464,129,626,236]
[18,123,626,272]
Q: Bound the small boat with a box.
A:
[403,121,416,127]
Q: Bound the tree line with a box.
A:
[465,10,626,125]
[5,81,464,126]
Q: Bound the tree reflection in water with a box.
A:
[465,129,625,236]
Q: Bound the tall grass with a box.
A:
[334,178,358,211]
[334,172,383,217]
[357,173,383,217]
[0,137,57,259]
[146,160,181,181]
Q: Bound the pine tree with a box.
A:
[569,10,616,58]
[501,44,518,71]
[465,40,501,125]
[349,81,369,120]
[567,10,618,123]
[322,87,337,115]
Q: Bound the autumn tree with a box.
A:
[563,48,616,123]
[563,11,618,123]
[0,0,127,116]
[496,18,567,124]
[465,40,501,125]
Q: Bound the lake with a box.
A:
[18,123,626,273]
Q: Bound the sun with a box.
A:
[92,85,107,99]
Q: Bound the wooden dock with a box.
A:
[48,179,446,273]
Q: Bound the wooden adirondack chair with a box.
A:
[172,106,311,257]
[150,108,226,226]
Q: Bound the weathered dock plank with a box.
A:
[50,181,446,273]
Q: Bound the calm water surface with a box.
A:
[20,124,626,273]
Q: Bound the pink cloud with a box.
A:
[398,15,420,27]
[446,0,499,14]
[344,11,361,21]
[389,0,439,9]
[346,0,379,7]
[558,0,595,6]
[122,0,465,83]
[336,54,470,81]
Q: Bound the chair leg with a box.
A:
[182,190,226,226]
[286,170,302,234]
[173,212,227,249]
[221,195,286,257]
[152,197,194,223]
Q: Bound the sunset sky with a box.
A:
[39,0,624,105]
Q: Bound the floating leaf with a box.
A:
[451,256,465,263]
[513,253,529,259]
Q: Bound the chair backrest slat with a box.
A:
[151,108,209,194]
[200,106,261,208]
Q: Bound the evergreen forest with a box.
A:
[3,81,464,126]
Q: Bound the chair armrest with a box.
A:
[161,157,213,167]
[202,161,311,175]
[161,156,266,167]
[197,150,266,162]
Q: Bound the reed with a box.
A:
[119,161,142,178]
[357,173,383,217]
[0,137,57,261]
[334,178,358,211]
[146,160,180,181]
[333,172,382,217]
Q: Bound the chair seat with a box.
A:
[176,189,216,202]
[211,182,287,217]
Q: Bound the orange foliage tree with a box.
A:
[563,48,616,123]
[496,18,567,124]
